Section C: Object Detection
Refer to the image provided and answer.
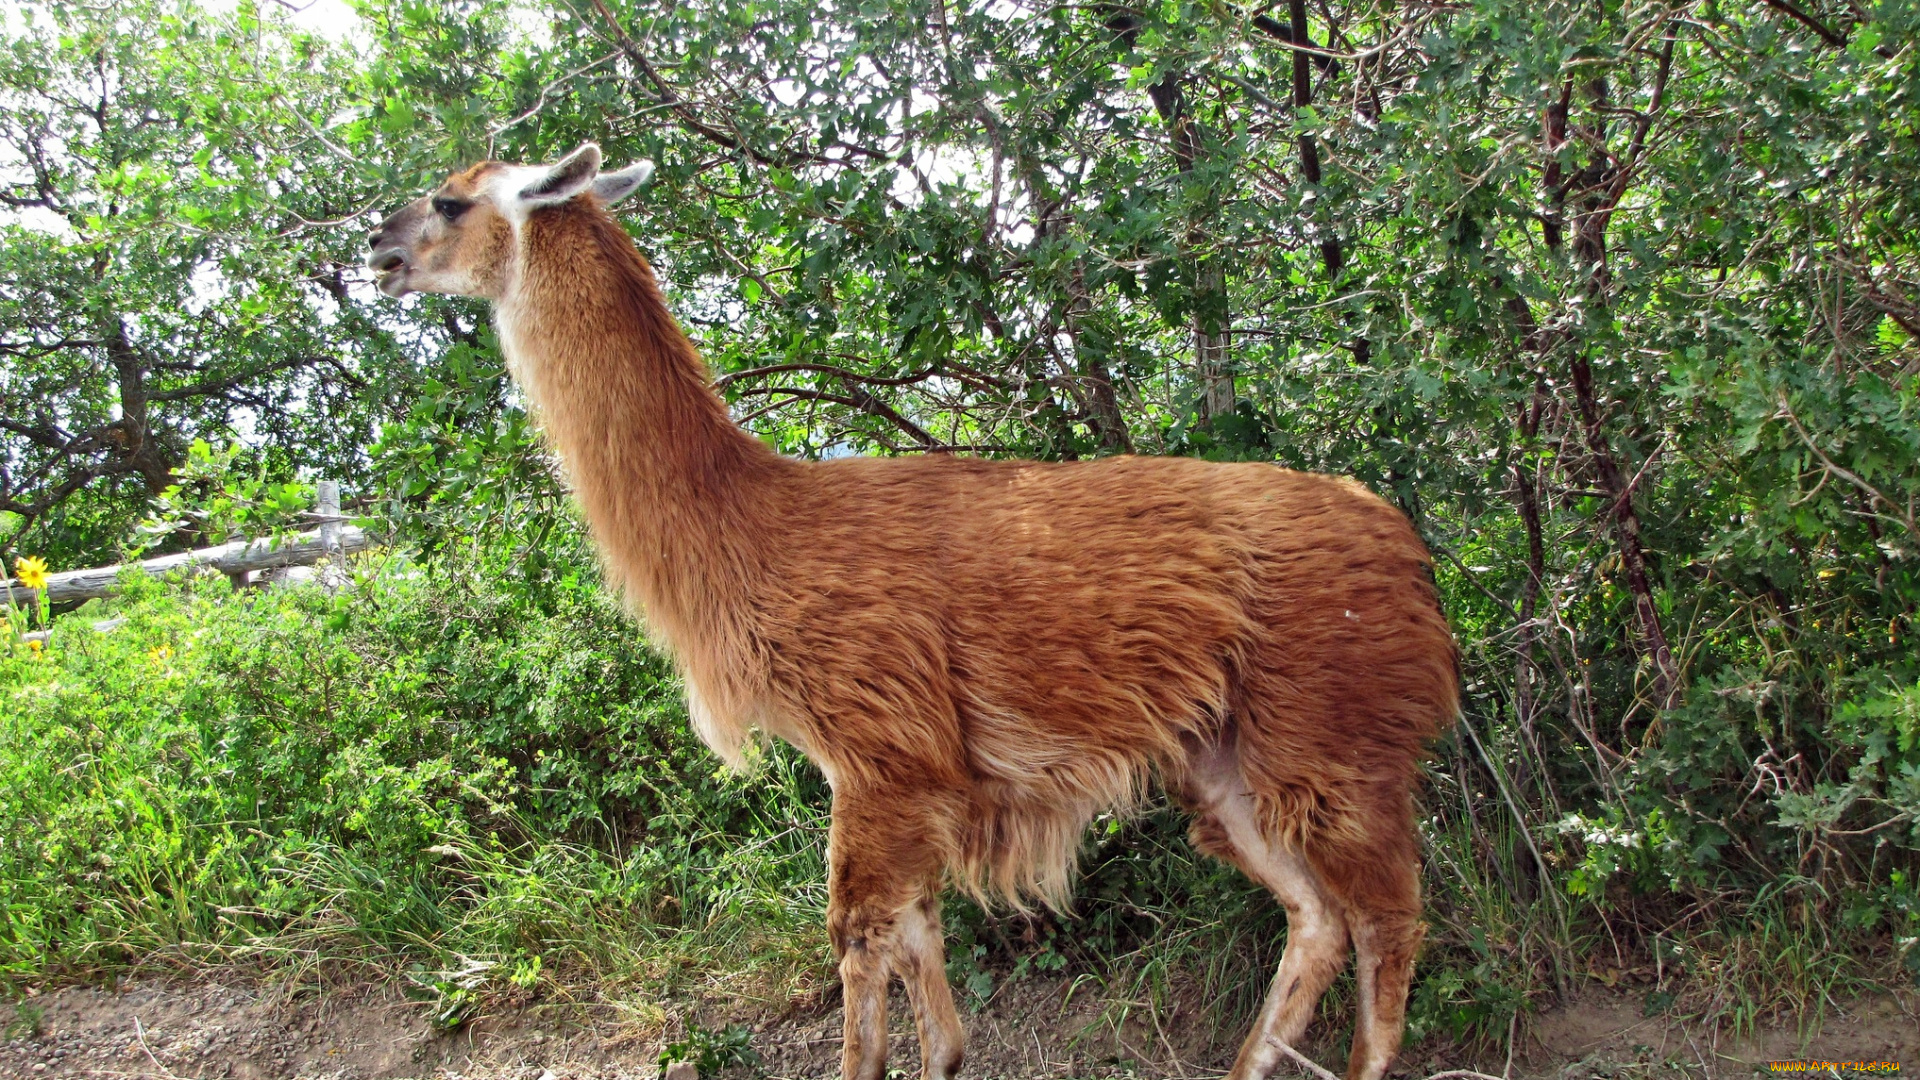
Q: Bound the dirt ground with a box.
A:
[1,973,1913,1080]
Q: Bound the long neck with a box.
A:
[496,202,781,655]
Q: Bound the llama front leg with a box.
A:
[832,902,890,1080]
[826,790,956,1080]
[897,890,965,1079]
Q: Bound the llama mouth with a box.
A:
[373,269,412,297]
[368,250,411,296]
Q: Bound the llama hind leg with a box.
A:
[1345,910,1423,1080]
[1312,822,1425,1080]
[1180,755,1349,1080]
[1216,822,1350,1080]
[826,790,959,1080]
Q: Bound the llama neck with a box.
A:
[496,204,779,652]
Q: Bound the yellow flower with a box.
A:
[14,555,49,592]
[25,639,42,656]
[149,644,173,663]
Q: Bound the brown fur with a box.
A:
[369,150,1459,1080]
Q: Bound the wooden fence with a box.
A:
[4,481,369,608]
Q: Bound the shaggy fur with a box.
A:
[367,146,1459,1080]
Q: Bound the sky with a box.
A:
[2,0,365,45]
[241,0,554,56]
[226,0,365,43]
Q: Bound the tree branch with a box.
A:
[713,360,939,391]
[729,384,938,448]
[1759,0,1848,47]
[144,356,329,404]
[1249,14,1342,73]
[587,0,849,170]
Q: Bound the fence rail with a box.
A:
[4,483,368,607]
[4,524,372,606]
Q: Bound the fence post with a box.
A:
[318,480,341,554]
[316,480,343,588]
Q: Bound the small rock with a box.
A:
[30,1064,48,1073]
[663,1061,698,1080]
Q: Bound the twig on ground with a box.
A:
[1266,1036,1511,1080]
[1267,1037,1342,1080]
[133,1017,183,1079]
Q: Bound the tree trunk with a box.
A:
[1524,67,1683,710]
[1512,375,1549,739]
[1064,262,1134,454]
[1146,74,1233,422]
[1288,0,1342,277]
[1192,258,1233,419]
[1567,354,1681,707]
[104,316,174,494]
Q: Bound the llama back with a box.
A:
[759,454,1453,908]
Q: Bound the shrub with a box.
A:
[0,537,829,993]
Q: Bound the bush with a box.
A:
[0,536,830,994]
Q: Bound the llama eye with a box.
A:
[432,197,470,221]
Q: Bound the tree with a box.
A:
[0,0,407,563]
[401,0,1920,933]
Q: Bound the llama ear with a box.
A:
[593,160,654,206]
[518,143,603,206]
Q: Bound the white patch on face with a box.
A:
[485,165,557,228]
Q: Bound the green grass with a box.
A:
[0,546,833,1014]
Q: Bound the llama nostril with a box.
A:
[369,250,405,273]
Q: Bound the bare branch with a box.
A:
[1759,0,1848,47]
[1777,393,1920,544]
[713,360,939,391]
[730,384,939,448]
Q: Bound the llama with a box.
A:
[367,144,1457,1080]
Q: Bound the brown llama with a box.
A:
[367,144,1457,1080]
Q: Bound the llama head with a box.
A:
[366,143,654,299]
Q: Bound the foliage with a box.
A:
[660,1020,762,1077]
[0,541,830,994]
[0,1,381,562]
[0,0,512,565]
[3,0,1920,1053]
